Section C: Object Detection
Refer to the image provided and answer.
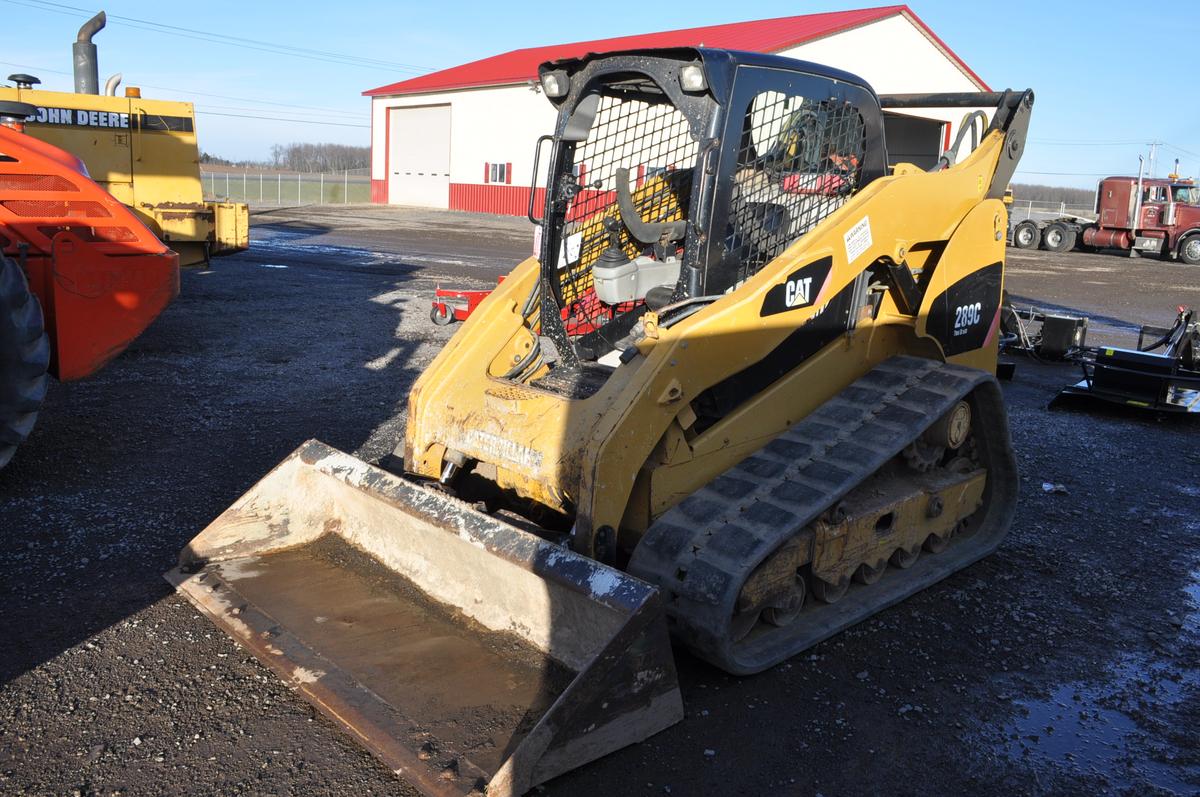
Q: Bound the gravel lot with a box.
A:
[1,205,1197,796]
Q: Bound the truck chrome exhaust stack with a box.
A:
[72,10,105,95]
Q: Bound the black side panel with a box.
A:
[926,262,1002,356]
[759,256,833,317]
[695,279,856,425]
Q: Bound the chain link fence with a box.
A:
[198,170,1100,217]
[201,167,372,206]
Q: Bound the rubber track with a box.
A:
[628,355,1018,675]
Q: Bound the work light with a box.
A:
[679,63,707,92]
[541,70,569,98]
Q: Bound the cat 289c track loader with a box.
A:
[169,48,1031,796]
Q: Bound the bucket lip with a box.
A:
[264,439,663,616]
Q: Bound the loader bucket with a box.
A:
[165,440,682,796]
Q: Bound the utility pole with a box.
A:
[1148,141,1159,179]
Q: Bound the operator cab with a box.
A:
[531,48,887,368]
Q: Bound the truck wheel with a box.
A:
[1041,222,1074,253]
[0,253,50,470]
[1180,235,1200,266]
[1013,220,1040,249]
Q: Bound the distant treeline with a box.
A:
[201,142,370,172]
[1010,183,1096,206]
[199,152,258,168]
[269,143,370,172]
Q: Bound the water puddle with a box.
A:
[249,233,479,270]
[997,565,1200,793]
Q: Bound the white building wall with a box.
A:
[781,15,990,162]
[371,85,558,199]
[780,15,982,95]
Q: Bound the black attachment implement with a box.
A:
[1052,307,1200,413]
[1000,300,1088,361]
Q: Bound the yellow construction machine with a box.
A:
[168,49,1031,795]
[1,12,248,267]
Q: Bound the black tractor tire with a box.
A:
[1041,222,1075,253]
[1179,235,1200,266]
[1012,220,1041,249]
[0,253,51,470]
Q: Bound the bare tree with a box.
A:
[1011,183,1096,206]
[269,142,370,172]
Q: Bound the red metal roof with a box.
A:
[364,5,988,97]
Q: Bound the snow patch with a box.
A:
[291,667,325,684]
[588,568,624,597]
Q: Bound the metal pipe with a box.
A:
[1132,155,1145,233]
[879,91,1014,109]
[104,72,122,96]
[72,11,106,94]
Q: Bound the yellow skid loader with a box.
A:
[168,48,1031,795]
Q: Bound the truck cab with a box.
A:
[1083,175,1200,263]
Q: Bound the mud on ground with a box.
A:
[1,207,1197,796]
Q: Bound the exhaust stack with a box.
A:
[72,11,106,95]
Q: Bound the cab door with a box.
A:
[1139,184,1167,230]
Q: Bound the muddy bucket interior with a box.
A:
[165,440,682,796]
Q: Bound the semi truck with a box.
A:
[1010,164,1200,265]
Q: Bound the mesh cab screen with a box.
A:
[552,94,700,337]
[725,91,866,286]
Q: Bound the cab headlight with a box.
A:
[679,63,707,93]
[541,70,569,98]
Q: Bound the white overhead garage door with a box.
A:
[388,105,451,208]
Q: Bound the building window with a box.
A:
[486,162,509,184]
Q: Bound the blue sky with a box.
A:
[6,0,1199,188]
